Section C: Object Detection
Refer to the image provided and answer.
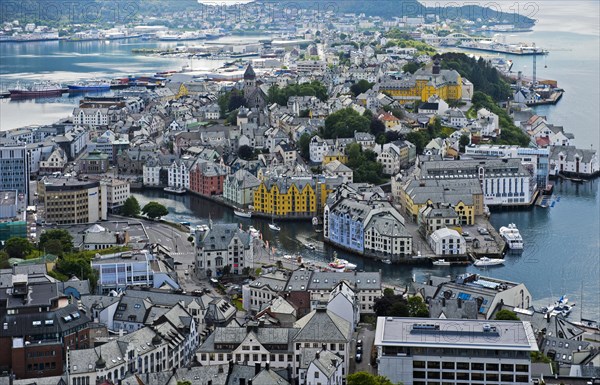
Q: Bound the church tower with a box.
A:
[243,63,256,99]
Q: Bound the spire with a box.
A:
[244,63,256,80]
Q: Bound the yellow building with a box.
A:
[322,149,348,165]
[399,178,482,225]
[380,60,462,104]
[253,177,339,218]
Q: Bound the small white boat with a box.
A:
[164,186,186,194]
[473,257,505,267]
[305,243,316,250]
[382,259,392,265]
[248,226,260,238]
[543,295,574,317]
[234,209,252,218]
[328,258,357,271]
[432,259,451,266]
[499,223,524,249]
[269,223,281,231]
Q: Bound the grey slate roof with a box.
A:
[293,309,351,343]
[199,223,252,251]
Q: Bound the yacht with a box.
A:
[234,209,252,218]
[543,295,574,317]
[432,259,451,266]
[268,223,281,232]
[473,257,505,267]
[163,186,186,194]
[499,223,524,249]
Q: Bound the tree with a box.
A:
[298,133,312,160]
[142,201,169,220]
[39,229,73,254]
[370,117,386,137]
[402,62,422,74]
[348,372,398,385]
[122,196,141,217]
[238,145,255,160]
[350,79,375,96]
[177,381,192,385]
[383,288,395,297]
[459,134,470,152]
[495,309,520,320]
[3,237,33,259]
[322,108,370,139]
[407,296,429,317]
[0,250,10,269]
[54,253,98,290]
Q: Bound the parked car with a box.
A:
[355,353,362,363]
[357,339,363,347]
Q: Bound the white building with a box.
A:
[303,349,344,385]
[477,108,500,137]
[103,178,130,212]
[309,136,330,163]
[375,142,402,175]
[428,227,466,255]
[323,160,353,183]
[549,145,599,177]
[195,223,254,277]
[167,156,193,189]
[73,107,109,126]
[325,281,360,331]
[243,270,289,312]
[375,317,538,385]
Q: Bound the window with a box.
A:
[314,372,319,378]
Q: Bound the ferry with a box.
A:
[9,81,64,97]
[68,80,111,92]
[473,257,505,267]
[499,223,524,249]
[163,186,186,194]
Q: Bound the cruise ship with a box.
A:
[499,223,524,249]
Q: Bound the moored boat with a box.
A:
[328,258,357,271]
[234,209,252,218]
[163,186,186,194]
[473,257,505,267]
[268,223,281,232]
[499,223,524,249]
[9,81,64,97]
[382,259,392,264]
[68,79,111,92]
[432,259,451,266]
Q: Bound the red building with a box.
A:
[189,160,228,197]
[0,277,90,379]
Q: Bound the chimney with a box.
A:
[457,298,462,308]
[240,379,246,385]
[228,360,234,375]
[255,362,261,375]
[265,362,270,371]
[249,380,253,385]
[315,351,320,359]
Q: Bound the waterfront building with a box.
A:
[80,150,110,174]
[375,317,538,385]
[72,107,109,126]
[91,250,179,294]
[189,159,228,197]
[195,223,253,277]
[143,154,177,187]
[223,169,261,208]
[37,176,107,224]
[0,142,30,200]
[428,227,466,255]
[167,156,194,190]
[464,144,551,190]
[549,145,599,178]
[0,279,91,379]
[417,157,536,207]
[377,60,462,104]
[253,176,341,218]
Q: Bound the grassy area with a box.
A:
[233,298,244,311]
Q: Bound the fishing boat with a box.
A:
[9,81,64,97]
[473,257,505,267]
[328,258,357,272]
[163,186,186,194]
[67,79,111,92]
[234,209,252,218]
[499,223,524,249]
[432,259,451,266]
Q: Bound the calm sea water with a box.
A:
[0,4,598,319]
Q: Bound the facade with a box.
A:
[38,147,68,175]
[223,169,261,208]
[72,107,109,126]
[428,228,466,255]
[253,176,341,219]
[375,317,538,385]
[91,250,179,294]
[103,178,130,212]
[378,60,462,104]
[0,279,91,379]
[0,143,30,200]
[417,203,460,235]
[243,270,289,313]
[167,156,193,190]
[418,158,536,207]
[309,136,329,163]
[195,224,253,277]
[464,144,551,189]
[38,176,107,224]
[549,145,599,178]
[80,150,110,174]
[189,160,228,197]
[323,160,353,184]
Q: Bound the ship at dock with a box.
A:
[460,40,548,55]
[9,81,64,98]
[67,80,111,92]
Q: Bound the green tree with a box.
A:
[0,250,10,269]
[142,201,169,220]
[459,134,470,152]
[495,309,520,320]
[238,145,255,160]
[39,229,73,254]
[54,254,98,290]
[323,108,370,139]
[177,381,192,385]
[122,196,141,217]
[350,79,375,96]
[402,62,422,74]
[407,296,429,317]
[3,237,33,259]
[348,372,399,385]
[383,288,395,297]
[370,118,386,137]
[298,133,312,160]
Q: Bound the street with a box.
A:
[349,323,377,375]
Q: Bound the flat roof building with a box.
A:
[375,317,538,385]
